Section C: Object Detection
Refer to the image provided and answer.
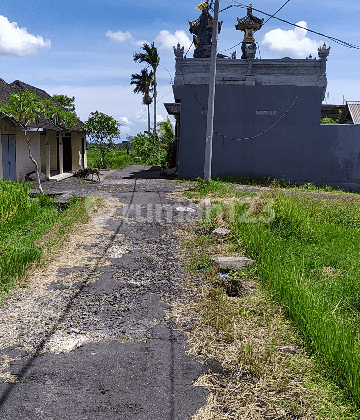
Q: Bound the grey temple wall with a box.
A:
[172,55,360,191]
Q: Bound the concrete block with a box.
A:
[211,228,231,237]
[211,256,255,270]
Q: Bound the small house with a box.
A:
[0,79,87,182]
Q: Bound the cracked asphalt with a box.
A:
[0,166,208,419]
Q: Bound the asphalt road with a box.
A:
[0,166,208,419]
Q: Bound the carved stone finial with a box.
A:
[318,43,330,74]
[174,43,184,75]
[174,43,184,59]
[318,43,330,59]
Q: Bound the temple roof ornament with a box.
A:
[235,4,264,44]
[189,2,223,58]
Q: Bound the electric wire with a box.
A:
[219,0,292,53]
[213,95,299,141]
[184,41,194,58]
[230,0,360,49]
[263,0,292,25]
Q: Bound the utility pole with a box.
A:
[203,0,220,182]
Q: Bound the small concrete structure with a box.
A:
[211,227,231,237]
[211,256,255,270]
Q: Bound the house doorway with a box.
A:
[2,134,16,181]
[62,133,72,171]
[81,137,85,169]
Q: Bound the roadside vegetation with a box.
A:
[86,146,133,170]
[127,117,176,167]
[176,178,360,418]
[179,175,357,195]
[0,179,99,304]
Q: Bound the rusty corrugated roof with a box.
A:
[347,101,360,125]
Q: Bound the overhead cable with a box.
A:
[230,0,360,49]
[263,0,292,25]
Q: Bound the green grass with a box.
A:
[182,177,256,199]
[231,191,360,404]
[212,175,355,194]
[0,180,93,299]
[86,148,133,169]
[181,178,360,415]
[0,179,31,222]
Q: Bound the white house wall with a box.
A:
[16,129,41,181]
[0,120,87,181]
[49,132,58,171]
[40,131,58,171]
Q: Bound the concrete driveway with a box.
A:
[0,166,208,419]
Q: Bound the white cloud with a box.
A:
[106,30,132,43]
[261,21,323,58]
[106,30,149,47]
[155,30,193,53]
[119,116,133,125]
[106,28,192,53]
[132,39,149,47]
[0,15,50,56]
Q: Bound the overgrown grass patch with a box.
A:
[217,174,359,195]
[231,191,360,403]
[0,180,99,300]
[182,177,256,199]
[175,179,360,418]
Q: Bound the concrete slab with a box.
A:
[211,256,255,270]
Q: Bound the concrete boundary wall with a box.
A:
[175,84,360,191]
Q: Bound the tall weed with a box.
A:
[0,180,31,222]
[233,191,360,403]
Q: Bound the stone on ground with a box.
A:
[211,228,231,237]
[211,256,255,270]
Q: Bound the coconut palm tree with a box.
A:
[133,43,160,140]
[130,68,154,133]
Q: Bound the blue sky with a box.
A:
[0,0,359,139]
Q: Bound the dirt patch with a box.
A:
[0,194,131,360]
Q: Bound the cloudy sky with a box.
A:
[0,0,359,139]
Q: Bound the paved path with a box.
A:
[0,166,207,419]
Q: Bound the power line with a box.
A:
[219,41,242,53]
[263,0,292,25]
[214,95,299,141]
[218,0,292,52]
[184,41,194,58]
[230,0,360,49]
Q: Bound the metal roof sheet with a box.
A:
[347,101,360,125]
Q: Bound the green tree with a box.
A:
[130,68,154,133]
[53,94,76,113]
[133,43,160,141]
[82,111,121,169]
[158,117,176,168]
[0,89,78,193]
[130,119,175,167]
